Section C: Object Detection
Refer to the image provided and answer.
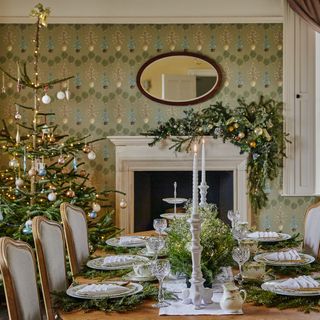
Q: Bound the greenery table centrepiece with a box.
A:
[166,203,234,286]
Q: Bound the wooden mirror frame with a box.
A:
[136,51,223,106]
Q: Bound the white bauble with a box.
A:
[119,198,127,209]
[15,178,24,188]
[25,219,32,229]
[41,93,51,104]
[28,168,37,177]
[87,150,96,160]
[56,91,66,100]
[92,203,101,212]
[48,192,57,202]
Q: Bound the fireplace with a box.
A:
[134,170,233,231]
[109,136,249,234]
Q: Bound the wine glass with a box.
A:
[153,218,167,238]
[146,236,165,260]
[227,210,240,229]
[151,259,171,308]
[232,246,250,285]
[232,225,248,244]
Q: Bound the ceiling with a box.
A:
[0,0,283,24]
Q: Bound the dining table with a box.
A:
[60,231,320,320]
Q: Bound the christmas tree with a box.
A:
[0,4,120,248]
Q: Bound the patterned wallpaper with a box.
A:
[0,23,316,233]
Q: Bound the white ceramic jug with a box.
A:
[219,283,246,313]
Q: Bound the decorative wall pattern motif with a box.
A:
[0,23,316,233]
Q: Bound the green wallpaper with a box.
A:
[0,23,316,233]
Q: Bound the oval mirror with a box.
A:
[137,52,223,106]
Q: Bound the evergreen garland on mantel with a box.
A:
[146,96,288,212]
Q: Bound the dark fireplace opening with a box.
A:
[134,171,233,232]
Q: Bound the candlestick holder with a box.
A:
[198,182,209,208]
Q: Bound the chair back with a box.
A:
[60,202,89,276]
[0,237,42,320]
[304,201,320,258]
[33,216,67,320]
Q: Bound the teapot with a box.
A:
[219,282,246,313]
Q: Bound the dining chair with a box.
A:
[60,202,90,277]
[0,237,43,320]
[33,216,68,320]
[304,201,320,259]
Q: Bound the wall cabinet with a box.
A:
[283,4,320,196]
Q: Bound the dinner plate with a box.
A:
[122,271,156,282]
[138,247,167,258]
[261,279,320,296]
[162,197,187,204]
[87,255,149,270]
[66,282,143,299]
[106,236,147,248]
[160,213,187,220]
[254,252,315,266]
[245,233,291,242]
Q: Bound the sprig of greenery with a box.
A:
[145,96,288,212]
[78,266,131,281]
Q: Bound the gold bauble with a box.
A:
[249,141,257,148]
[254,127,263,136]
[82,144,91,153]
[227,126,234,132]
[79,169,86,177]
[66,189,75,198]
[234,123,239,129]
[120,198,127,209]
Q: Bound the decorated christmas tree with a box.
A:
[0,4,119,247]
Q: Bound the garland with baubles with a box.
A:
[146,96,288,212]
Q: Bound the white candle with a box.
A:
[201,137,206,184]
[192,143,198,216]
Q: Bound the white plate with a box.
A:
[106,236,147,248]
[162,197,187,204]
[160,213,187,220]
[66,282,143,299]
[122,271,156,282]
[261,279,320,296]
[138,247,167,257]
[87,255,149,270]
[246,233,291,242]
[254,252,315,266]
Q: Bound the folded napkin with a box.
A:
[118,236,144,245]
[77,283,130,295]
[265,249,302,261]
[103,255,136,266]
[247,231,280,239]
[278,276,320,290]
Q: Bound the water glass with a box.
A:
[232,246,250,285]
[227,210,240,229]
[153,218,167,237]
[151,259,171,308]
[146,236,165,259]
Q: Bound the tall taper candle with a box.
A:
[201,138,206,184]
[192,144,198,215]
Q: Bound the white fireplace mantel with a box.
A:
[109,136,249,234]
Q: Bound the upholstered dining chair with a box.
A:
[60,202,90,277]
[304,201,320,259]
[33,216,68,320]
[0,237,43,320]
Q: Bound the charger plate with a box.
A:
[261,279,320,296]
[87,255,149,270]
[254,252,315,266]
[106,236,147,248]
[66,282,143,299]
[246,232,291,242]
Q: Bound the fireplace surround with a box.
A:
[109,136,249,234]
